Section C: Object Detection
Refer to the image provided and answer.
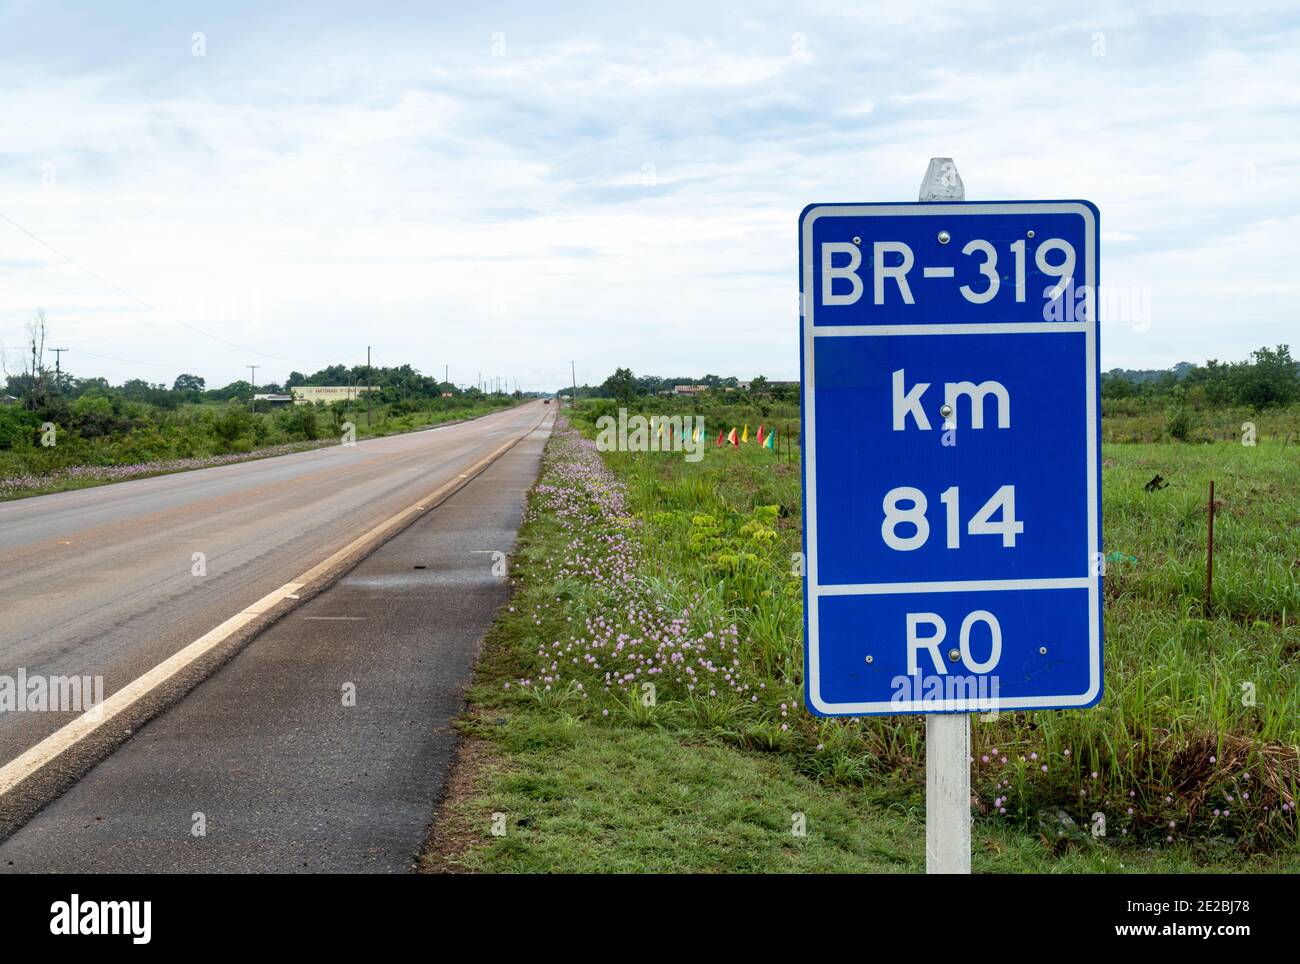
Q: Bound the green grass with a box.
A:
[425,404,1300,872]
[428,709,1296,873]
[0,397,518,500]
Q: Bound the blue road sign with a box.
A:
[799,201,1102,715]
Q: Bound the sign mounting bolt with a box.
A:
[1039,646,1048,655]
[864,654,874,664]
[937,230,951,244]
[852,236,861,245]
[940,404,953,418]
[947,648,960,662]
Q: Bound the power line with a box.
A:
[55,346,250,374]
[0,209,363,369]
[1,343,249,375]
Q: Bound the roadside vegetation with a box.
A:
[427,348,1300,873]
[1,317,521,500]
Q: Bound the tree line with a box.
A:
[1101,345,1297,409]
[569,371,798,406]
[1,313,519,452]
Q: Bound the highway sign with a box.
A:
[799,200,1102,715]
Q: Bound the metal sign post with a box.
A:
[920,161,972,873]
[798,159,1102,875]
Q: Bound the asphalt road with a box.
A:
[0,400,551,838]
[0,416,551,871]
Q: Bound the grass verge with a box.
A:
[0,399,520,501]
[424,412,1300,872]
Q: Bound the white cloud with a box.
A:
[0,1,1297,390]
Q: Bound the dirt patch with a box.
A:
[420,733,496,873]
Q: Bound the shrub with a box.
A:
[280,405,320,440]
[0,406,41,449]
[1167,407,1192,441]
[210,404,254,447]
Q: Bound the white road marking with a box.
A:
[0,580,302,796]
[0,410,546,798]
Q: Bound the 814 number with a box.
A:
[882,485,1023,551]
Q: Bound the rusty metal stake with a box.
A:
[1205,479,1215,617]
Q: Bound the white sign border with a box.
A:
[801,201,1100,715]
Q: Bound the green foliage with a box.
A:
[471,409,1300,861]
[443,412,1300,872]
[0,406,40,449]
[601,367,638,406]
[209,404,254,447]
[1167,406,1192,441]
[1,393,518,499]
[279,405,320,441]
[1105,344,1299,411]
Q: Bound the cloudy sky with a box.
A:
[1,1,1297,391]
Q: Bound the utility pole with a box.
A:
[445,364,449,411]
[50,347,69,393]
[247,365,258,410]
[571,360,578,410]
[366,346,372,430]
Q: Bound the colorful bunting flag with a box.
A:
[727,428,738,447]
[764,429,776,450]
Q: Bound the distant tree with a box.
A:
[4,309,53,409]
[307,365,351,385]
[121,379,161,402]
[173,373,206,393]
[602,367,637,406]
[206,380,252,402]
[69,394,123,438]
[749,375,770,395]
[1100,372,1135,399]
[769,381,796,403]
[4,373,37,397]
[636,374,665,396]
[1236,345,1297,409]
[71,376,111,398]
